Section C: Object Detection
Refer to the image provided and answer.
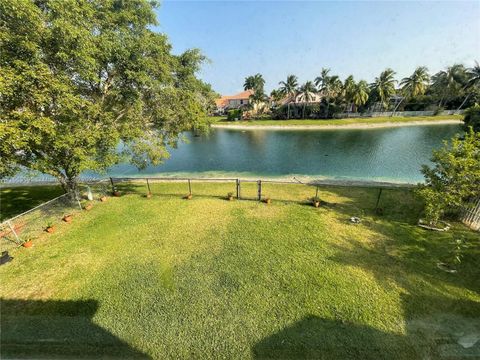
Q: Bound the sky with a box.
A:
[154,1,480,95]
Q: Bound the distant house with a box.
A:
[279,92,323,106]
[215,90,254,114]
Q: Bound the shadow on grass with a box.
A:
[253,297,480,360]
[0,299,150,359]
[252,315,412,359]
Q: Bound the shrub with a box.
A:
[227,109,242,121]
[416,129,480,224]
[463,104,480,133]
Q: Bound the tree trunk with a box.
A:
[287,102,290,120]
[457,93,471,111]
[58,173,79,196]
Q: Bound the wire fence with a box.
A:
[2,176,477,253]
[0,180,110,252]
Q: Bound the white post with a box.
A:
[7,220,21,243]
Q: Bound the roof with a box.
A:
[215,90,254,108]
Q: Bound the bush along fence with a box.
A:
[0,181,110,252]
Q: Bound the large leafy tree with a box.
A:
[417,129,480,224]
[370,68,397,110]
[0,0,212,191]
[279,75,298,119]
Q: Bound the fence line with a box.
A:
[461,198,480,231]
[0,180,110,252]
[335,110,464,118]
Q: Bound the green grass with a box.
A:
[209,115,463,126]
[0,185,64,221]
[1,182,479,359]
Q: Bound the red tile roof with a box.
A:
[215,90,254,108]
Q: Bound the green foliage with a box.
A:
[227,109,242,121]
[463,104,480,133]
[243,73,265,93]
[0,0,212,190]
[369,68,397,110]
[417,129,480,224]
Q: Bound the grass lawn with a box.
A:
[0,185,65,221]
[209,115,463,126]
[1,182,479,359]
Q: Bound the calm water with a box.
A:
[106,124,461,184]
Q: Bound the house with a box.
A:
[214,90,254,114]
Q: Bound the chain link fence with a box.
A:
[0,180,110,252]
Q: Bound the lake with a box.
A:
[105,124,461,184]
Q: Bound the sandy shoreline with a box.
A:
[212,119,462,130]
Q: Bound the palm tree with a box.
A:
[351,80,369,112]
[370,68,397,110]
[270,89,284,108]
[315,68,343,117]
[431,64,466,107]
[244,73,265,92]
[298,81,317,119]
[458,61,480,110]
[314,68,331,92]
[343,75,356,112]
[394,66,429,114]
[249,90,268,117]
[400,66,430,98]
[279,75,298,119]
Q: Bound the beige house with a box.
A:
[215,90,254,114]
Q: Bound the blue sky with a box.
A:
[155,1,480,95]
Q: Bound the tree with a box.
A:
[315,68,342,117]
[342,75,356,112]
[400,66,430,98]
[270,89,284,107]
[0,0,211,191]
[431,64,467,107]
[244,73,265,93]
[279,75,298,119]
[457,61,480,110]
[297,81,316,119]
[417,129,480,224]
[249,89,268,117]
[370,68,397,110]
[463,104,480,133]
[351,80,369,112]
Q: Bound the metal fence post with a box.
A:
[74,191,83,210]
[7,220,21,244]
[146,178,151,194]
[109,177,116,193]
[236,179,240,199]
[375,188,383,211]
[257,180,262,201]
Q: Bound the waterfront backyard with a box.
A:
[1,182,479,359]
